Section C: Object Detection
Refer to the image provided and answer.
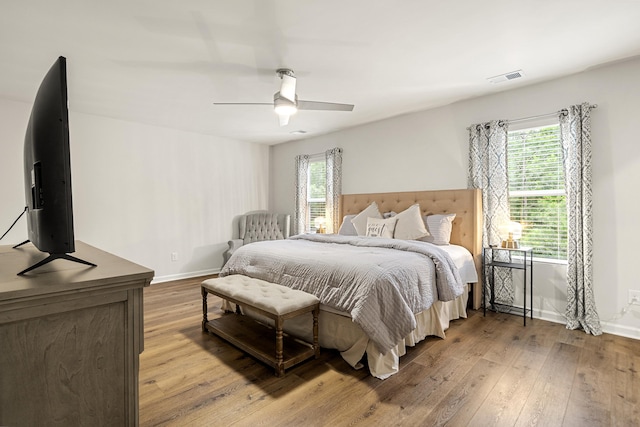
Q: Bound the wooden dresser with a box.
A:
[0,241,154,426]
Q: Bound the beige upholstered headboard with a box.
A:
[340,188,483,309]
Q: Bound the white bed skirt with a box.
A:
[221,285,469,379]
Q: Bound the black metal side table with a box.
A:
[482,246,534,326]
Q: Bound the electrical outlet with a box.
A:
[171,252,178,262]
[629,290,640,305]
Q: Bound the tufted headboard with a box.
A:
[240,212,290,244]
[340,188,483,309]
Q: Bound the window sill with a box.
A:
[532,257,567,265]
[510,255,567,265]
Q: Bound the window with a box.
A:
[307,156,326,233]
[508,124,566,261]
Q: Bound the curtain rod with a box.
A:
[507,110,562,125]
[507,103,597,125]
[466,104,598,130]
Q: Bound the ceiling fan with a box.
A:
[214,69,355,126]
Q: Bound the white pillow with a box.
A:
[420,213,456,245]
[338,215,358,236]
[392,204,430,240]
[365,217,397,238]
[350,202,382,236]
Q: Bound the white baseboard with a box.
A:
[599,321,640,340]
[534,307,566,325]
[151,268,221,284]
[535,307,640,340]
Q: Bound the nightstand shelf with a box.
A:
[482,246,534,326]
[492,303,530,317]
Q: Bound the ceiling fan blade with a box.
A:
[213,102,274,106]
[280,74,297,103]
[278,114,290,126]
[297,100,354,111]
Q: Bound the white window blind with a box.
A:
[307,156,326,232]
[508,124,567,260]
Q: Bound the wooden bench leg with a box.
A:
[312,305,320,359]
[201,287,208,332]
[275,317,284,377]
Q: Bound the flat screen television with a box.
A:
[14,56,95,275]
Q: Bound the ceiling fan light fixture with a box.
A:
[274,92,297,116]
[274,104,297,116]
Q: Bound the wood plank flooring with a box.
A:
[140,277,640,426]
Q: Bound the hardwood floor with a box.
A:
[140,277,640,426]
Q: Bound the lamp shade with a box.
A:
[509,221,523,240]
[499,221,522,240]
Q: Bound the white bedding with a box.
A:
[438,244,478,284]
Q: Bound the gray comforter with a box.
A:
[220,234,464,353]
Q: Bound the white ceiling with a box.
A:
[2,1,640,145]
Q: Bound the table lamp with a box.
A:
[314,217,326,234]
[500,221,522,249]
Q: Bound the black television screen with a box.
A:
[24,56,74,254]
[16,56,94,275]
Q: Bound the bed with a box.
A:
[219,189,482,379]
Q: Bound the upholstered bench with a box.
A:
[201,275,320,377]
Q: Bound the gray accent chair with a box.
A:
[223,211,291,266]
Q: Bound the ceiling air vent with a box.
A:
[487,70,524,84]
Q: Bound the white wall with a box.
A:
[270,56,640,339]
[0,98,269,282]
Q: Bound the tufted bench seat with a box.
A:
[201,275,320,376]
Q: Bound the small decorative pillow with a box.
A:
[338,214,358,235]
[365,217,398,238]
[393,204,430,240]
[351,202,383,236]
[420,213,456,245]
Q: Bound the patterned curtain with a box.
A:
[325,147,343,233]
[294,154,309,235]
[468,120,514,304]
[560,103,602,335]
